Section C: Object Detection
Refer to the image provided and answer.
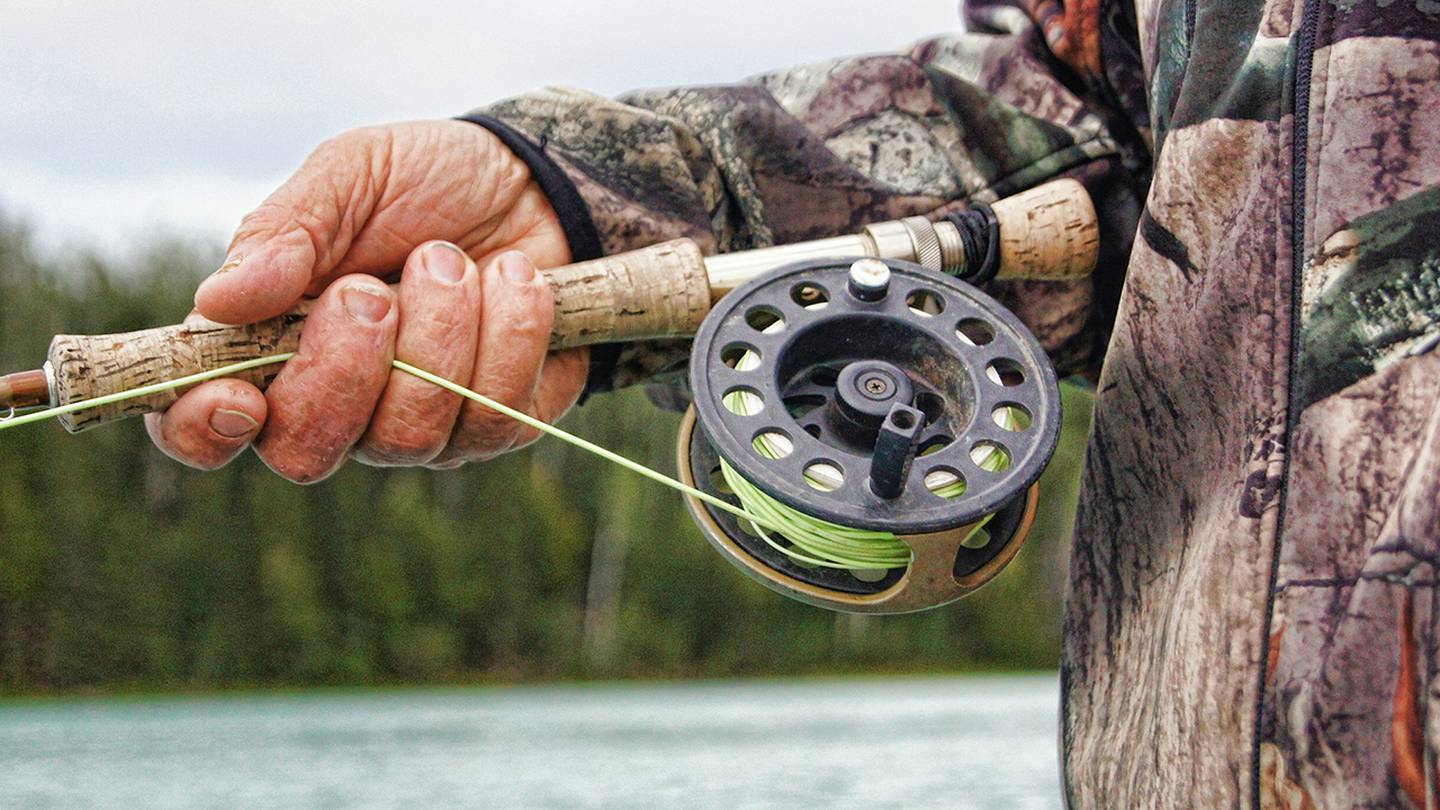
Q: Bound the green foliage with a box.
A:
[0,220,1093,693]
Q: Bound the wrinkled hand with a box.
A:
[145,121,588,482]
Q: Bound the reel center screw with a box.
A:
[861,373,893,398]
[833,360,915,446]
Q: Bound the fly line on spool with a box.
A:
[719,343,998,574]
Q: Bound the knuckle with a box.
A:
[360,426,443,466]
[230,204,281,243]
[233,202,321,257]
[450,409,520,461]
[263,453,331,485]
[316,126,394,197]
[288,207,336,258]
[358,383,461,466]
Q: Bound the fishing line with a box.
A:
[723,347,908,571]
[0,353,946,570]
[0,354,761,526]
[0,355,297,431]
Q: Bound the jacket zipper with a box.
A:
[1252,0,1320,804]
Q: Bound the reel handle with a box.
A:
[44,179,1097,433]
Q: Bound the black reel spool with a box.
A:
[677,257,1061,614]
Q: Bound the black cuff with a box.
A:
[456,113,621,397]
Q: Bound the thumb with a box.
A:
[194,133,375,324]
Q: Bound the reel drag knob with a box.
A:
[677,257,1061,614]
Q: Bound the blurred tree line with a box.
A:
[0,217,1092,693]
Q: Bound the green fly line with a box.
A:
[0,355,780,534]
[0,352,1002,573]
[720,346,1001,573]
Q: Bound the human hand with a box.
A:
[145,121,588,481]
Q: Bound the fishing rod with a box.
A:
[0,178,1098,614]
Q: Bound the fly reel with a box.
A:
[677,257,1061,614]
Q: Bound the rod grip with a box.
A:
[48,239,711,432]
[989,178,1099,281]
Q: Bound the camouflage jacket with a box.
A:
[480,1,1440,806]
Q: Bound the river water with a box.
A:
[0,674,1061,809]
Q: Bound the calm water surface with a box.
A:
[0,674,1061,809]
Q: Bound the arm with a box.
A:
[479,1,1151,394]
[150,3,1150,477]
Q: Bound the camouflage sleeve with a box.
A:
[478,2,1151,398]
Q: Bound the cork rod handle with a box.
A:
[987,178,1098,282]
[49,239,710,432]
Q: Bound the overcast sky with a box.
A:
[2,1,963,253]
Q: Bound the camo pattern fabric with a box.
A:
[1059,1,1440,808]
[484,6,1146,392]
[482,1,1440,806]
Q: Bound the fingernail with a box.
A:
[215,255,243,276]
[195,255,243,304]
[500,252,535,284]
[423,242,469,283]
[341,284,392,323]
[210,408,259,438]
